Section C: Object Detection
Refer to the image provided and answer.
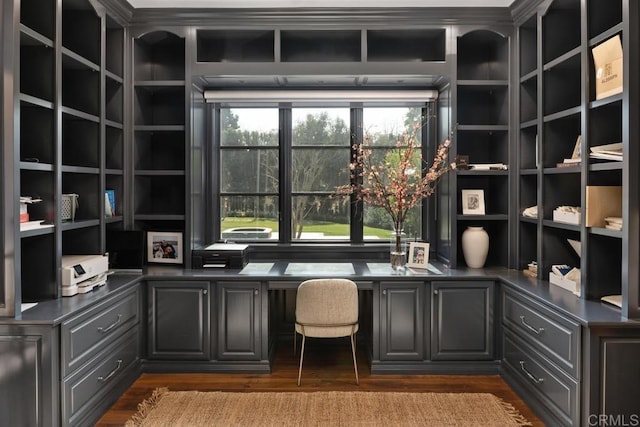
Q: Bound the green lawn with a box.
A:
[221,217,390,239]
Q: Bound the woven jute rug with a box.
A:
[125,388,532,426]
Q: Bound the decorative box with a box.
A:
[553,209,580,225]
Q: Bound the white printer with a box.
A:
[61,254,109,297]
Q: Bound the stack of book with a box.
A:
[590,143,622,161]
[605,216,622,230]
[522,261,537,278]
[468,163,507,171]
[556,158,581,168]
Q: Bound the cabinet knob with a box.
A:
[254,289,259,295]
[203,289,208,295]
[434,289,439,295]
[382,289,387,295]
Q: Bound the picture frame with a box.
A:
[147,231,183,265]
[570,134,582,160]
[407,242,430,269]
[461,189,486,215]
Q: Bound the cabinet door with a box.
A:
[0,326,58,427]
[217,281,262,361]
[148,281,210,360]
[379,281,425,361]
[586,329,640,424]
[431,281,494,360]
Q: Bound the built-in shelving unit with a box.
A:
[517,12,538,273]
[516,0,638,318]
[133,31,186,232]
[455,29,511,268]
[195,28,447,64]
[12,0,125,308]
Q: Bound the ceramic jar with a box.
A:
[461,226,489,268]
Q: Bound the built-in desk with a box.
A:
[2,263,639,426]
[144,260,502,375]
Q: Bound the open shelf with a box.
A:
[281,30,360,62]
[197,30,274,62]
[135,31,185,81]
[61,0,101,66]
[367,29,446,62]
[542,0,581,64]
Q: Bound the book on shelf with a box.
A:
[105,190,116,217]
[20,220,54,231]
[468,163,507,171]
[604,216,623,230]
[556,161,581,168]
[590,142,622,161]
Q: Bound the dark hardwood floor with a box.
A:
[96,339,544,426]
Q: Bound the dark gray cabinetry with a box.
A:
[0,280,142,427]
[378,281,425,361]
[584,328,640,424]
[61,285,143,427]
[217,281,263,361]
[1,0,125,316]
[500,286,580,426]
[515,0,640,319]
[453,28,511,269]
[0,325,58,427]
[148,281,211,360]
[132,29,187,237]
[431,281,494,360]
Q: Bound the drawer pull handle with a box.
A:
[519,316,544,335]
[97,314,122,334]
[97,359,122,383]
[519,361,544,384]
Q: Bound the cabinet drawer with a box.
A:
[503,330,578,426]
[502,288,580,378]
[63,326,139,426]
[62,289,140,376]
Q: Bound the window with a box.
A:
[210,92,436,244]
[363,107,424,240]
[219,108,279,241]
[291,108,351,241]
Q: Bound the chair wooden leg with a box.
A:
[297,335,306,386]
[350,333,359,385]
[293,328,296,355]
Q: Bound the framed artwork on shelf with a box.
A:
[407,242,430,269]
[461,189,485,215]
[147,231,183,265]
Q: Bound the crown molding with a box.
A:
[128,7,514,27]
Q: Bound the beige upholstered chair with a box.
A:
[294,278,359,386]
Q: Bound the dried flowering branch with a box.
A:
[334,122,456,233]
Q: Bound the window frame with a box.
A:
[208,96,438,247]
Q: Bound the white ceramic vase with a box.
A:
[461,226,489,268]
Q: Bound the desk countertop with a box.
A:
[6,261,636,328]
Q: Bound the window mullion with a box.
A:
[350,107,364,243]
[280,106,292,244]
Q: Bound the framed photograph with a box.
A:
[407,242,430,269]
[461,189,485,215]
[147,231,183,265]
